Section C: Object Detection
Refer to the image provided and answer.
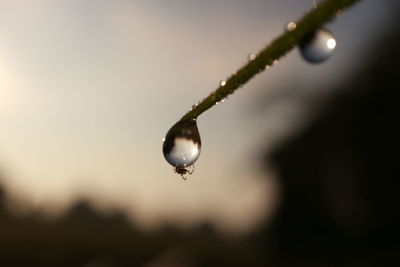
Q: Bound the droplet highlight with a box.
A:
[162,119,201,178]
[299,28,336,63]
[220,80,226,86]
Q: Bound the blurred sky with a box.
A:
[0,0,392,234]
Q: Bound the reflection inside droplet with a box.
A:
[220,80,226,86]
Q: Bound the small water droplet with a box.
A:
[220,80,226,86]
[272,59,279,66]
[221,99,225,103]
[248,53,256,61]
[299,28,336,63]
[286,22,297,31]
[163,119,201,174]
[190,103,198,111]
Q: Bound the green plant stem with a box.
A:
[179,0,361,122]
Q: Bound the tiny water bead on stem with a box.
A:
[162,119,201,180]
[286,22,297,31]
[248,53,257,61]
[299,28,336,63]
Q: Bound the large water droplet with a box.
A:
[299,28,336,63]
[162,119,201,170]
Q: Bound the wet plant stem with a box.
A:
[179,0,361,122]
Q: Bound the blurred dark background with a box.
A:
[1,3,400,267]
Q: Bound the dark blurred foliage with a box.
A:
[259,12,400,267]
[0,186,263,267]
[2,6,400,267]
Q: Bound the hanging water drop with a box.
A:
[162,119,201,178]
[220,80,226,86]
[299,28,336,63]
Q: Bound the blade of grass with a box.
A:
[179,0,361,122]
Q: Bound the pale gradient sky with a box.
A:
[0,0,390,234]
